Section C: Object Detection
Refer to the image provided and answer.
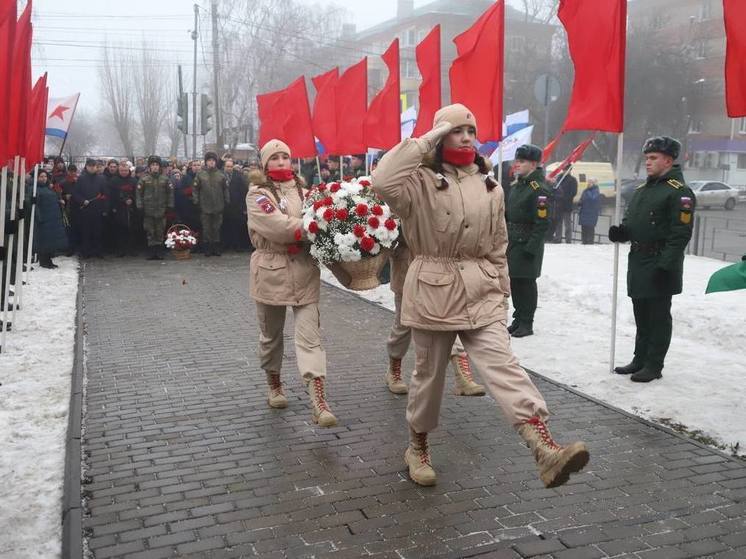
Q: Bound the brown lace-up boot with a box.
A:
[518,416,589,488]
[307,377,338,427]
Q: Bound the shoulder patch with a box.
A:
[537,195,548,219]
[255,195,275,214]
[530,181,541,191]
[667,179,683,189]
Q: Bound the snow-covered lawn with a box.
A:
[0,257,79,559]
[321,244,746,456]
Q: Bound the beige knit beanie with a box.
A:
[260,139,291,169]
[433,103,478,136]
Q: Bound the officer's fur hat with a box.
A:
[147,155,162,167]
[515,144,542,163]
[204,151,219,163]
[643,136,681,160]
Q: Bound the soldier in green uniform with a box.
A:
[609,136,695,383]
[506,144,552,338]
[193,152,230,256]
[136,155,174,260]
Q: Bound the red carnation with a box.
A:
[317,183,327,191]
[353,224,366,238]
[294,228,303,241]
[323,208,334,222]
[360,236,375,252]
[355,203,369,217]
[384,218,397,231]
[330,183,341,193]
[343,175,353,182]
[371,204,383,216]
[323,196,334,206]
[359,179,371,188]
[367,216,380,229]
[308,221,319,234]
[335,208,349,220]
[287,244,301,255]
[313,200,323,211]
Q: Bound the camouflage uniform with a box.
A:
[136,168,173,255]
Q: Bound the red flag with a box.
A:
[312,68,339,154]
[558,0,626,132]
[335,58,368,154]
[257,88,286,148]
[25,73,48,167]
[364,39,400,150]
[548,134,596,179]
[0,0,16,166]
[7,0,32,159]
[542,132,562,164]
[413,25,441,138]
[449,1,504,142]
[257,77,316,158]
[724,0,746,117]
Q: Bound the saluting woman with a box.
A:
[246,139,337,427]
[372,104,588,488]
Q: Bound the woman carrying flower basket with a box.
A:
[246,139,337,428]
[372,104,588,488]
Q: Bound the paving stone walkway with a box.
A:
[78,254,746,559]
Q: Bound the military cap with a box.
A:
[204,151,219,163]
[515,144,542,162]
[643,136,681,159]
[147,155,162,166]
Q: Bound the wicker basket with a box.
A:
[328,249,390,291]
[166,224,196,261]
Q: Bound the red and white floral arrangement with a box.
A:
[164,228,198,251]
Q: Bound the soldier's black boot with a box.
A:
[507,319,520,334]
[155,247,165,260]
[512,323,534,338]
[146,246,158,260]
[630,367,662,383]
[212,244,222,256]
[204,243,212,257]
[614,361,643,375]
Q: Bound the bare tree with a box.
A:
[99,44,136,157]
[133,45,170,156]
[517,0,560,23]
[161,76,181,157]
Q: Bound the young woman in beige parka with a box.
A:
[247,139,337,427]
[371,104,589,488]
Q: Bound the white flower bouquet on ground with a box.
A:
[302,178,400,290]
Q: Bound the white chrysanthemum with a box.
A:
[369,242,381,256]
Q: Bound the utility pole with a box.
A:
[192,3,199,159]
[178,65,189,159]
[210,0,222,153]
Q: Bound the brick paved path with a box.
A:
[79,255,746,559]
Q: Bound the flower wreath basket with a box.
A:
[301,178,400,290]
[164,224,198,260]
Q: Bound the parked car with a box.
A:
[620,178,642,205]
[688,181,740,210]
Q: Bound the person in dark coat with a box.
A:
[59,165,79,255]
[72,158,108,258]
[108,161,140,256]
[221,157,250,252]
[50,157,67,186]
[578,178,602,244]
[174,161,201,249]
[30,169,68,268]
[552,168,578,243]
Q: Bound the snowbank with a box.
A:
[0,257,79,559]
[321,244,746,454]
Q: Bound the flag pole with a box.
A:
[609,131,624,373]
[57,95,80,159]
[315,156,321,184]
[1,156,21,352]
[0,166,7,249]
[24,164,40,286]
[13,158,27,321]
[497,142,504,185]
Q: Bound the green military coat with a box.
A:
[136,172,174,218]
[506,168,551,279]
[623,165,695,298]
[193,168,230,214]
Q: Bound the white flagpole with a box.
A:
[2,156,21,352]
[24,164,40,286]
[315,156,321,184]
[497,142,504,185]
[13,158,27,321]
[609,132,624,373]
[0,166,7,249]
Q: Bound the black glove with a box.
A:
[608,225,629,243]
[653,268,670,290]
[16,208,26,220]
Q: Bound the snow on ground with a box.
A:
[321,244,746,455]
[0,257,79,559]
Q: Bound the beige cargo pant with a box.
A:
[408,319,549,434]
[387,292,464,360]
[256,302,326,381]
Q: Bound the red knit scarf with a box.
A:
[267,169,294,182]
[442,147,476,167]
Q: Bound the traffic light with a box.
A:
[177,93,189,134]
[200,93,213,136]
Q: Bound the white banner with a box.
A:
[490,125,534,164]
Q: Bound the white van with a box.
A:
[545,161,617,202]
